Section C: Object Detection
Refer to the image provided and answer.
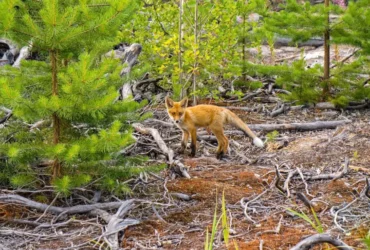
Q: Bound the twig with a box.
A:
[274,165,286,195]
[330,48,360,69]
[283,169,298,198]
[259,239,264,250]
[296,167,313,197]
[270,103,290,117]
[224,90,263,103]
[366,178,370,199]
[296,193,313,209]
[306,157,349,181]
[35,192,60,222]
[333,197,359,232]
[240,189,269,224]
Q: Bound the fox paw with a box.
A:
[177,148,185,154]
[216,152,225,160]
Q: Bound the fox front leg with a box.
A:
[178,130,189,154]
[189,128,197,157]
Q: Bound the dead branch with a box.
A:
[306,157,349,181]
[291,234,353,250]
[249,120,351,132]
[240,189,269,224]
[315,102,336,109]
[225,106,256,112]
[274,165,286,195]
[143,118,175,128]
[0,106,12,124]
[103,199,139,250]
[13,41,33,68]
[170,192,192,201]
[296,167,313,197]
[283,169,298,198]
[196,120,351,136]
[224,90,263,103]
[270,103,291,117]
[330,48,360,69]
[132,123,190,178]
[0,194,131,215]
[296,193,313,209]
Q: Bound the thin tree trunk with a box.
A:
[242,13,247,82]
[50,50,61,179]
[179,0,185,98]
[192,0,198,105]
[322,0,330,99]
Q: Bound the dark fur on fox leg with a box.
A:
[190,143,196,157]
[216,151,225,160]
[177,143,186,154]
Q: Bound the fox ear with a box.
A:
[165,96,174,108]
[180,97,188,108]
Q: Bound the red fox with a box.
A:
[165,96,264,159]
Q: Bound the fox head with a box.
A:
[165,96,188,124]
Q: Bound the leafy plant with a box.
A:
[363,230,370,250]
[266,130,279,142]
[204,191,230,250]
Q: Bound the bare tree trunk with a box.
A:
[179,0,185,98]
[192,0,198,105]
[322,0,330,100]
[242,13,247,82]
[50,50,61,179]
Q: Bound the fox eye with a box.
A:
[179,112,183,116]
[172,112,175,115]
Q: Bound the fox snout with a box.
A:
[170,117,181,124]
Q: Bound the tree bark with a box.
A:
[179,0,185,98]
[50,50,61,179]
[322,0,330,99]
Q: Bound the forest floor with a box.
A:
[1,101,370,250]
[118,103,370,250]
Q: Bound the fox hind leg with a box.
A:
[210,126,226,159]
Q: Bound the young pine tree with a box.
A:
[0,0,153,193]
[264,0,344,102]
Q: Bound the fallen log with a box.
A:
[291,234,352,250]
[249,120,351,132]
[0,194,130,215]
[196,120,351,137]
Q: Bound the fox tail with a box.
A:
[225,109,264,148]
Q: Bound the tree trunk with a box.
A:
[179,0,185,98]
[322,0,330,100]
[50,50,61,179]
[192,0,198,105]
